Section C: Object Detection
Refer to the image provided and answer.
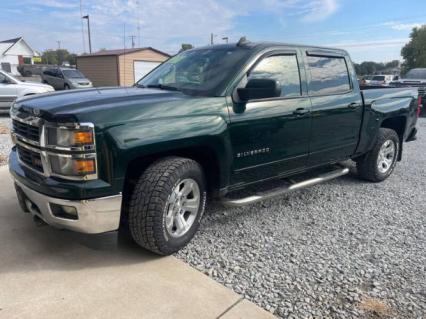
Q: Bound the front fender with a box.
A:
[104,115,233,189]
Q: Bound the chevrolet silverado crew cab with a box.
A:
[9,41,419,255]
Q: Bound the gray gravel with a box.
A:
[177,118,426,318]
[0,116,12,165]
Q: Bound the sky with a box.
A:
[1,0,425,63]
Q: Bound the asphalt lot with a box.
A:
[0,115,425,318]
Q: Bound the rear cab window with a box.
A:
[372,76,385,81]
[248,54,302,98]
[306,54,351,95]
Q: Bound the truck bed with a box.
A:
[360,87,419,105]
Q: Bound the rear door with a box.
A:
[305,50,363,165]
[228,50,312,185]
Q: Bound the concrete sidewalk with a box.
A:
[0,167,275,319]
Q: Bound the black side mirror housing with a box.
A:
[237,78,281,102]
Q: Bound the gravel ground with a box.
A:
[177,118,426,319]
[0,116,12,165]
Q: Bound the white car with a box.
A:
[369,74,395,87]
[0,70,54,114]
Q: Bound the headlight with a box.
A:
[43,123,97,180]
[49,155,96,178]
[45,125,94,150]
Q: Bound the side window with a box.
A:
[0,73,6,83]
[307,55,351,95]
[248,55,301,97]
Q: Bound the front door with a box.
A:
[0,73,17,110]
[228,51,311,186]
[304,52,363,165]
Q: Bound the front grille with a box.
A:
[12,120,40,142]
[17,145,43,172]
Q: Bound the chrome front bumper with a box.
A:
[14,179,122,234]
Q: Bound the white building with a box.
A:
[0,37,39,75]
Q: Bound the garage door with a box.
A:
[134,61,161,82]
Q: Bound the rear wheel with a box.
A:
[356,128,399,182]
[64,84,70,90]
[128,157,206,255]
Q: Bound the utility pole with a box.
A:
[82,15,92,53]
[210,33,214,45]
[56,40,61,49]
[136,0,141,47]
[222,37,229,44]
[129,35,136,48]
[80,0,86,53]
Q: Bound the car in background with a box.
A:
[41,67,92,90]
[360,75,373,85]
[391,68,426,115]
[369,74,395,86]
[0,70,54,114]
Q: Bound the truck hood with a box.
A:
[18,81,54,91]
[13,87,190,123]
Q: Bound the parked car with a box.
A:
[17,64,49,77]
[9,42,419,255]
[369,74,395,86]
[360,75,373,85]
[391,68,426,116]
[0,70,54,114]
[41,67,92,90]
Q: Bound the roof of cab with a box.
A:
[193,41,348,56]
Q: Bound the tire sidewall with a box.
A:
[160,164,206,251]
[373,133,399,180]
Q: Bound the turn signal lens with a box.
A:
[73,131,93,145]
[73,159,96,174]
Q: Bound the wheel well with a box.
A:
[381,116,406,139]
[120,146,221,225]
[381,116,406,160]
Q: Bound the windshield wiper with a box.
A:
[146,84,180,91]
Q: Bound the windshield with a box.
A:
[62,69,85,78]
[405,69,426,79]
[137,47,252,96]
[372,76,385,81]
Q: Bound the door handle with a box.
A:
[293,108,310,116]
[348,102,359,109]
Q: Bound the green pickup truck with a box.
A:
[9,41,419,255]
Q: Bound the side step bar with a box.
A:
[221,166,350,207]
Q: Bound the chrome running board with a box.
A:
[221,166,350,207]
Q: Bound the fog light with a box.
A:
[50,203,78,220]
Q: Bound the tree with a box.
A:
[41,49,77,66]
[401,25,426,71]
[179,44,193,53]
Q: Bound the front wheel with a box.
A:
[128,157,206,255]
[356,128,399,182]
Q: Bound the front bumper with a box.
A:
[13,177,122,234]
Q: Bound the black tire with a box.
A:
[64,84,70,90]
[128,157,206,255]
[356,128,399,182]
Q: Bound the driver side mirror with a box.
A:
[237,78,281,102]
